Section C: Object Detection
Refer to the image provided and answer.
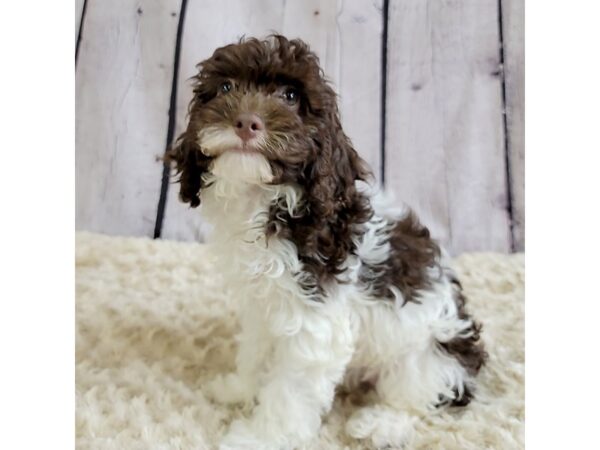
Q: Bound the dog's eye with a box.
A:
[220,81,233,94]
[282,88,299,106]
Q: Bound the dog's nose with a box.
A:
[234,113,264,141]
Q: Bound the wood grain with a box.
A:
[74,0,522,253]
[502,0,525,251]
[385,0,511,254]
[76,0,85,44]
[161,0,383,241]
[76,0,181,236]
[337,0,384,177]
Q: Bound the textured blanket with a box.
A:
[76,232,524,449]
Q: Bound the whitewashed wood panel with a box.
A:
[502,0,525,251]
[337,0,383,177]
[385,0,511,254]
[76,0,85,43]
[161,0,383,241]
[76,0,181,236]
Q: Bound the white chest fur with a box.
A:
[200,170,310,305]
[201,170,476,450]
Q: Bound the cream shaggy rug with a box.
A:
[76,232,524,450]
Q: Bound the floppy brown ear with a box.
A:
[293,111,372,276]
[166,132,212,207]
[306,111,372,219]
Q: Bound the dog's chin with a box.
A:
[210,150,274,185]
[199,127,274,185]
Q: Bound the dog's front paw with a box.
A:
[204,373,256,405]
[345,406,416,449]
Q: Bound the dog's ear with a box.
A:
[166,131,212,208]
[292,108,372,275]
[306,109,371,219]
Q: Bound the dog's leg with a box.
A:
[345,403,417,449]
[219,302,354,450]
[205,305,269,406]
[345,349,468,448]
[345,360,422,449]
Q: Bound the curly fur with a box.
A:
[168,35,486,449]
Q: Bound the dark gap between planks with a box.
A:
[497,0,516,252]
[75,0,88,64]
[153,0,189,239]
[380,0,390,186]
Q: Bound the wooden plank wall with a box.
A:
[385,0,511,254]
[75,0,524,254]
[161,0,383,240]
[501,0,525,251]
[75,0,85,44]
[76,0,181,236]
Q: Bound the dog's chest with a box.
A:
[201,179,304,295]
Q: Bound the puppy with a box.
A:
[169,35,486,450]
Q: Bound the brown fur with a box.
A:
[168,36,485,400]
[442,276,488,375]
[360,212,442,303]
[167,130,212,207]
[439,276,488,405]
[168,35,372,287]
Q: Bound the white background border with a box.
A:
[0,1,74,448]
[1,0,600,448]
[527,0,600,447]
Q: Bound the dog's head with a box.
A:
[169,35,371,213]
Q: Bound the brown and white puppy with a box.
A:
[169,35,485,450]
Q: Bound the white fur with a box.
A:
[198,126,242,156]
[76,233,524,449]
[210,151,274,185]
[199,155,477,450]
